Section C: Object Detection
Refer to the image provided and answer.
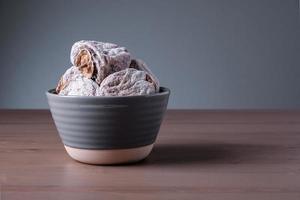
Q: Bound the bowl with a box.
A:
[46,87,170,165]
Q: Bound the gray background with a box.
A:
[0,0,299,109]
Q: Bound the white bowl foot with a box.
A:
[64,144,154,165]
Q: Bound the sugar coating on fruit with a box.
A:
[56,66,83,93]
[129,59,160,92]
[56,66,98,96]
[59,76,98,96]
[97,68,156,96]
[70,40,131,84]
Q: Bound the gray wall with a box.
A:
[0,0,299,109]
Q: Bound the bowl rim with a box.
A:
[46,86,170,99]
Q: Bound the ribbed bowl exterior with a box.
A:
[46,87,170,150]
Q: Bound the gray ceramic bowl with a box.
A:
[46,87,170,165]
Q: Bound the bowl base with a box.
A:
[64,144,153,165]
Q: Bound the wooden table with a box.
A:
[0,110,299,199]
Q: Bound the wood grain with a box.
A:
[0,110,300,200]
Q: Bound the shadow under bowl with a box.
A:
[46,87,170,165]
